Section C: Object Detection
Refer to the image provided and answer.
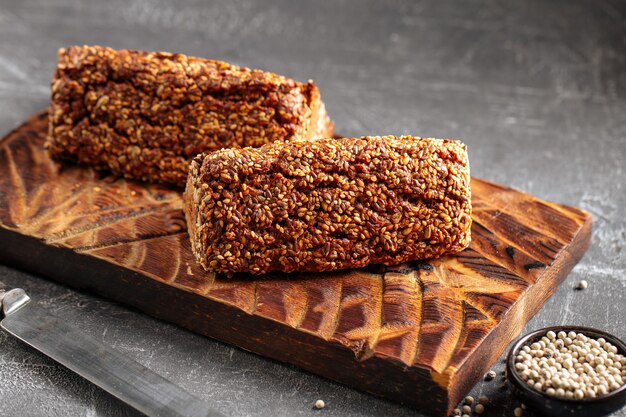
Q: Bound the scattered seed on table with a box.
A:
[576,280,588,290]
[478,395,489,405]
[462,404,471,414]
[485,370,497,381]
[514,406,523,416]
[462,414,470,417]
[475,403,485,414]
[452,408,461,416]
[464,396,474,405]
[314,400,325,409]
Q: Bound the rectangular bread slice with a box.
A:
[47,45,334,186]
[184,136,472,275]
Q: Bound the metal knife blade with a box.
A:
[0,288,224,417]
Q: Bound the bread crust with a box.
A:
[47,45,334,185]
[184,136,472,275]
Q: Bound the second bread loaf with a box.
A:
[47,45,334,186]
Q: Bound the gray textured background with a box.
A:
[0,0,625,416]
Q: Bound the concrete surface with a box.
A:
[0,0,624,416]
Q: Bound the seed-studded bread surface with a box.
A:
[47,45,334,186]
[184,135,472,275]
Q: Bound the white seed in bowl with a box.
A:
[513,330,626,399]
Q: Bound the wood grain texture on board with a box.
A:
[0,112,592,416]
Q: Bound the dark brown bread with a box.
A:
[184,135,472,275]
[47,45,334,186]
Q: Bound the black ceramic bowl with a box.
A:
[506,326,626,417]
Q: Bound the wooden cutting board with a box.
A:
[0,112,592,416]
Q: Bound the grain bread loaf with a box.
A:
[184,135,472,275]
[47,45,334,185]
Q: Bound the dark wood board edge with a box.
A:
[445,213,592,415]
[0,227,453,415]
